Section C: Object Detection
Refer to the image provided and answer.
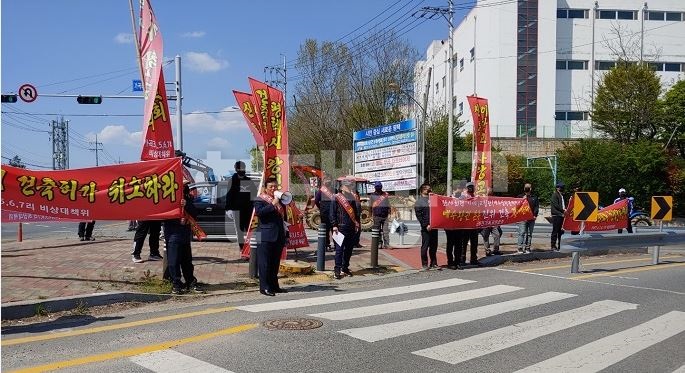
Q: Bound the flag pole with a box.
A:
[129,0,145,83]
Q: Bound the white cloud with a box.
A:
[182,107,244,132]
[88,125,142,146]
[114,33,134,44]
[184,52,229,73]
[206,137,230,151]
[181,31,206,38]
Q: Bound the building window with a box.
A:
[664,63,684,72]
[666,12,683,21]
[459,58,464,71]
[458,102,463,114]
[435,82,439,95]
[649,62,665,71]
[442,76,446,88]
[469,48,475,61]
[556,111,589,121]
[557,8,589,19]
[595,61,617,70]
[598,10,637,20]
[647,11,665,20]
[557,60,589,70]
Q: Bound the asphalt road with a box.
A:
[2,254,684,372]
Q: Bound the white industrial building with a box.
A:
[415,0,685,139]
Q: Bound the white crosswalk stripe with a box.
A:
[339,291,577,342]
[129,349,234,373]
[412,299,638,364]
[310,284,523,320]
[514,311,685,373]
[236,277,475,312]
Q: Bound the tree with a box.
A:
[248,146,263,172]
[289,32,419,165]
[661,79,685,158]
[423,113,468,194]
[9,155,25,168]
[590,61,663,143]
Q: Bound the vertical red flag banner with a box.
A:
[562,197,628,231]
[248,78,290,191]
[467,96,492,196]
[233,90,264,146]
[138,0,174,161]
[1,158,183,222]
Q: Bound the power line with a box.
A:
[1,155,52,169]
[1,108,241,117]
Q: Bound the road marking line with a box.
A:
[339,291,576,342]
[514,311,685,372]
[310,285,522,320]
[496,267,685,295]
[672,364,685,373]
[571,262,685,280]
[7,323,258,373]
[606,275,639,280]
[412,300,637,364]
[130,349,234,373]
[518,256,681,272]
[2,307,236,346]
[236,277,476,312]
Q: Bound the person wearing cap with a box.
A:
[550,181,566,251]
[164,181,201,294]
[370,181,391,250]
[414,182,440,270]
[330,177,361,279]
[614,188,634,233]
[459,182,480,265]
[518,183,540,254]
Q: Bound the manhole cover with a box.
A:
[262,318,323,330]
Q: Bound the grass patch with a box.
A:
[73,300,89,315]
[137,270,172,294]
[34,303,49,317]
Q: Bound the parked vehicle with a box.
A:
[189,178,261,240]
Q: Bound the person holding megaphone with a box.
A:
[253,177,288,296]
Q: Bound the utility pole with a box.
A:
[51,117,69,170]
[415,1,454,195]
[175,54,184,151]
[264,54,287,102]
[90,134,103,166]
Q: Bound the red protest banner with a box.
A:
[467,96,492,196]
[1,158,183,222]
[233,90,264,146]
[249,78,290,191]
[139,0,174,160]
[429,194,534,229]
[563,197,628,231]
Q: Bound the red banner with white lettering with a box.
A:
[1,158,183,222]
[233,90,264,146]
[563,197,628,231]
[139,0,174,160]
[249,78,289,191]
[429,194,534,229]
[467,96,492,196]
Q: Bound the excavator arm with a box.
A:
[175,150,217,182]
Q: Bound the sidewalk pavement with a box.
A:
[1,223,566,319]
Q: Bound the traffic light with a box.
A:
[77,95,102,104]
[1,94,18,103]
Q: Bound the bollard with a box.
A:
[571,251,581,273]
[17,223,23,242]
[652,245,661,265]
[316,223,327,271]
[249,236,258,279]
[370,228,380,268]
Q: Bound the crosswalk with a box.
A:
[234,276,684,372]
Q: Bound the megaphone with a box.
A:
[274,190,293,205]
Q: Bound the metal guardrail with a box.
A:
[560,230,685,273]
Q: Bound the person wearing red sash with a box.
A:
[370,181,391,249]
[415,182,440,270]
[164,182,201,294]
[330,178,361,279]
[253,177,288,296]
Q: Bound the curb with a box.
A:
[1,292,172,320]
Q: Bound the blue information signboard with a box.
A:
[353,119,415,141]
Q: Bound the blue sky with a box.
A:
[2,1,466,175]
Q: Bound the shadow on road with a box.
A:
[1,315,124,335]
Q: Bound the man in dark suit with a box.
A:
[226,161,257,250]
[330,178,361,279]
[253,177,288,296]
